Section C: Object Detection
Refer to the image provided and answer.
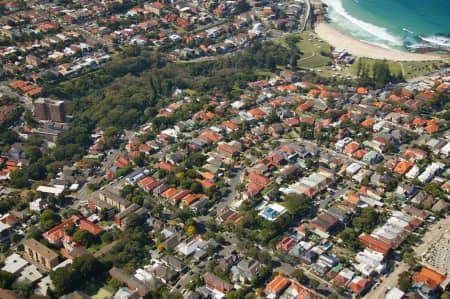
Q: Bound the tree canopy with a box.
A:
[39,209,61,231]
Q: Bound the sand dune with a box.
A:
[315,22,443,61]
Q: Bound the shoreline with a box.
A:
[314,22,445,61]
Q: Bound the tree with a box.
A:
[11,280,34,298]
[0,270,16,288]
[310,279,320,289]
[187,225,196,235]
[9,169,29,188]
[403,252,417,268]
[27,162,47,180]
[152,203,164,217]
[133,152,146,167]
[108,278,124,292]
[251,265,273,287]
[50,265,78,295]
[40,209,61,231]
[25,145,42,162]
[206,245,216,256]
[292,269,308,285]
[372,61,392,88]
[233,0,251,15]
[24,110,37,127]
[441,292,450,299]
[10,232,22,243]
[27,225,42,241]
[125,213,145,232]
[338,228,362,251]
[352,207,382,233]
[190,182,202,193]
[73,229,95,247]
[384,142,397,154]
[73,254,104,280]
[398,271,412,292]
[257,251,272,265]
[283,193,309,218]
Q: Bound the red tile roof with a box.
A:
[359,233,392,255]
[266,275,291,294]
[360,119,374,127]
[248,172,272,186]
[162,188,179,199]
[412,267,446,289]
[155,162,176,172]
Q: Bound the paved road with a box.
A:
[363,262,408,299]
[70,149,121,208]
[301,0,311,31]
[217,169,244,212]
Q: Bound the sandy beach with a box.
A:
[315,22,443,61]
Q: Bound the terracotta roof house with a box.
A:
[412,267,446,290]
[276,237,296,252]
[248,108,266,120]
[203,272,233,294]
[200,172,217,182]
[348,276,369,295]
[265,275,291,297]
[294,113,312,124]
[155,162,176,172]
[138,177,161,192]
[359,233,392,255]
[296,101,314,112]
[248,172,272,186]
[181,194,201,206]
[413,118,427,127]
[357,87,367,94]
[353,149,368,159]
[243,182,264,199]
[394,161,414,175]
[170,190,190,205]
[404,148,427,161]
[425,124,439,133]
[161,188,179,199]
[198,130,222,143]
[361,118,375,127]
[344,142,359,154]
[223,120,239,131]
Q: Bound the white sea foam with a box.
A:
[406,43,432,49]
[322,0,403,46]
[402,28,414,34]
[419,35,450,49]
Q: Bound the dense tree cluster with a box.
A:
[50,255,106,295]
[356,60,404,88]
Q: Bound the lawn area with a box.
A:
[90,285,114,299]
[72,280,112,298]
[274,31,334,69]
[255,70,276,78]
[401,60,448,79]
[350,57,449,80]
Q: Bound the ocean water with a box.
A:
[320,0,450,52]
